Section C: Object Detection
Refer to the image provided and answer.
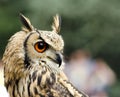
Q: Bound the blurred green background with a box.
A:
[0,0,120,96]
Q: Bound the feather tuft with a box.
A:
[20,13,33,32]
[52,14,61,33]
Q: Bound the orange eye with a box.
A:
[34,41,48,53]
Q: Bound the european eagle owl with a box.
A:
[2,14,88,97]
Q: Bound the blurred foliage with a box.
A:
[0,0,120,96]
[108,81,120,96]
[0,0,30,58]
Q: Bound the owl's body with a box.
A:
[2,14,88,97]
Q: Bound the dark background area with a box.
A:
[0,0,120,96]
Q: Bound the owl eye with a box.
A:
[34,41,48,53]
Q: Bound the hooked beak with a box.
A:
[47,53,62,67]
[56,54,62,67]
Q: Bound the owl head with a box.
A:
[3,14,64,80]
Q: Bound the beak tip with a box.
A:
[56,54,62,67]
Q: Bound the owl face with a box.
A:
[21,14,64,73]
[24,30,64,73]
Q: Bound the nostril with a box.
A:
[56,54,62,67]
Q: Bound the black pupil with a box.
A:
[38,42,45,49]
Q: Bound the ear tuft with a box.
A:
[52,14,61,33]
[20,13,33,31]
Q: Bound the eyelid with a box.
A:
[33,40,43,46]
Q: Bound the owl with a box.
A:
[2,14,89,97]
